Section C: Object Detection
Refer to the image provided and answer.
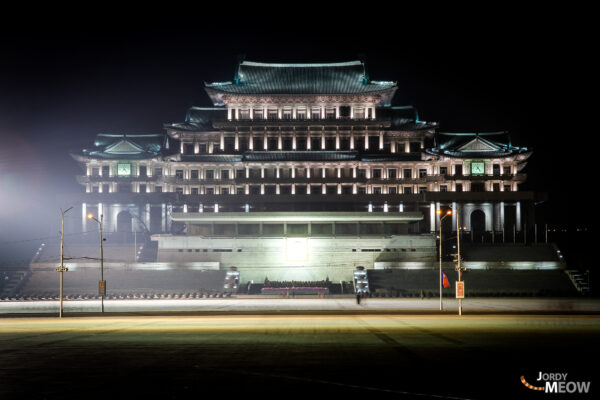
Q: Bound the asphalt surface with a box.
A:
[1,310,598,399]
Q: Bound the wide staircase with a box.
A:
[367,268,579,297]
[6,269,233,300]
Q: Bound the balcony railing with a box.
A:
[77,175,159,184]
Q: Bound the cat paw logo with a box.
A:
[521,372,591,394]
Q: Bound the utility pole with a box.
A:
[56,207,73,318]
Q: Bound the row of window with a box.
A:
[171,166,511,179]
[180,137,417,153]
[91,165,513,179]
[90,183,513,194]
[230,105,374,120]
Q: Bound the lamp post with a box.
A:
[57,207,73,318]
[456,207,466,316]
[437,209,452,311]
[88,213,105,313]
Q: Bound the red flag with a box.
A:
[442,272,451,288]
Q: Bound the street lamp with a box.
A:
[437,209,452,311]
[456,209,466,316]
[57,207,73,318]
[88,213,105,313]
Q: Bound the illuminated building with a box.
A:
[73,60,537,281]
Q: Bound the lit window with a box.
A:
[239,109,250,119]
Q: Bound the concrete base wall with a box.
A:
[154,234,436,282]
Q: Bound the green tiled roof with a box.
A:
[426,132,531,159]
[205,60,396,97]
[83,133,170,160]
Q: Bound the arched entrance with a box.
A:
[471,209,486,243]
[117,210,132,232]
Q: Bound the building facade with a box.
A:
[73,60,538,280]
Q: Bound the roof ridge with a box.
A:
[240,60,363,68]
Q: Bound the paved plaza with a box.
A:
[1,296,600,315]
[1,312,598,399]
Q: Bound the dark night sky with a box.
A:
[0,10,594,262]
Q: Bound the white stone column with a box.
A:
[350,134,354,149]
[452,202,457,232]
[484,203,493,232]
[379,132,384,150]
[364,132,369,150]
[500,201,505,232]
[82,203,87,232]
[516,201,522,232]
[145,204,150,230]
[235,133,239,151]
[430,202,436,233]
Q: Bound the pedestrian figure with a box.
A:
[356,292,361,304]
